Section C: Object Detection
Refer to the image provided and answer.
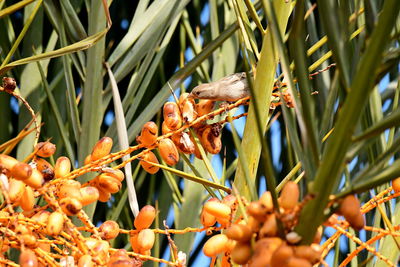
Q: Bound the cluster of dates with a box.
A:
[137,93,222,174]
[200,182,324,267]
[0,138,149,266]
[199,180,370,267]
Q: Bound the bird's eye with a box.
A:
[195,91,200,95]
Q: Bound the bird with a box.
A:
[189,72,250,101]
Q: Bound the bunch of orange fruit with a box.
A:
[0,137,151,266]
[200,182,324,267]
[136,93,223,174]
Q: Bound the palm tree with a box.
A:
[0,0,399,266]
